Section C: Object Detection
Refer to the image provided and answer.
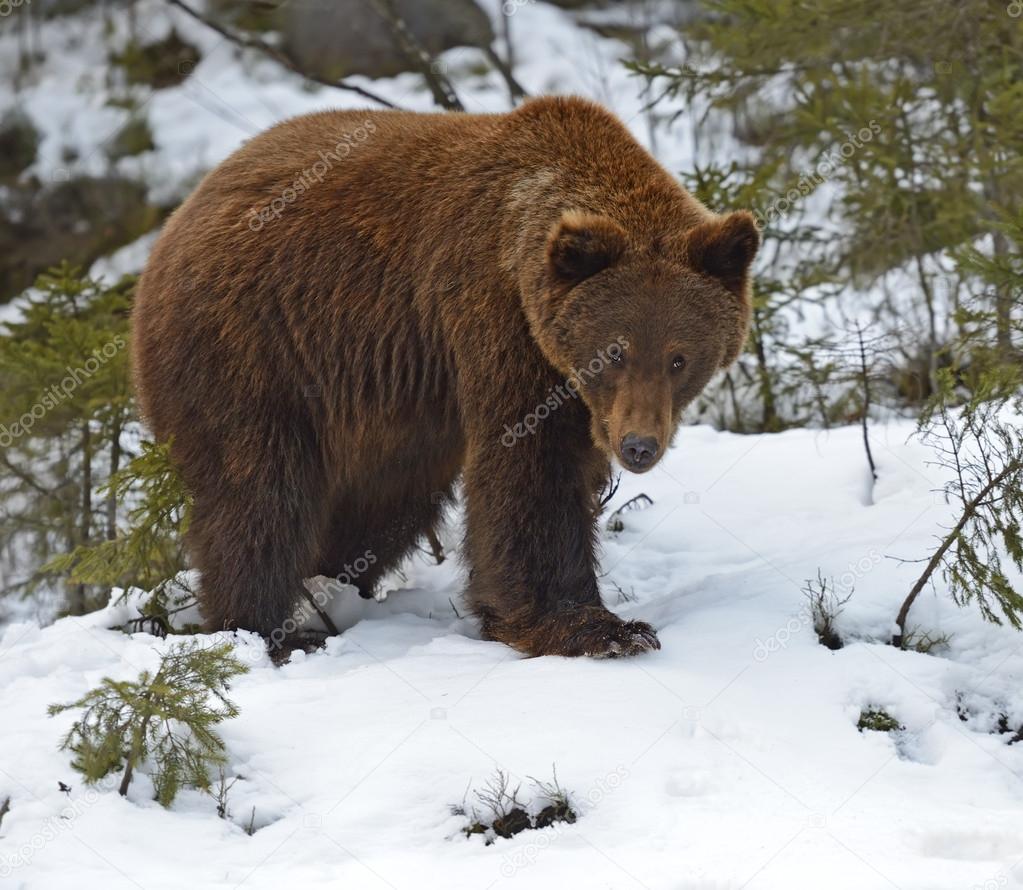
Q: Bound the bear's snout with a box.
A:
[620,432,660,472]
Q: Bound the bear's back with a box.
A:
[131,98,707,439]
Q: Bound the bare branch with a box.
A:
[166,0,402,110]
[367,0,464,111]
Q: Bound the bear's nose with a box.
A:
[620,432,659,470]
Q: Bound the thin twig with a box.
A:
[599,471,622,508]
[425,526,445,564]
[367,0,464,110]
[482,45,527,103]
[166,0,401,109]
[855,322,878,485]
[300,590,340,637]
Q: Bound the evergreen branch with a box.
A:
[894,455,1023,645]
[49,641,248,805]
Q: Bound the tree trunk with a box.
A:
[751,309,778,432]
[106,421,122,541]
[119,712,152,797]
[992,228,1014,360]
[70,422,92,616]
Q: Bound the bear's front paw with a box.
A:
[568,615,661,659]
[509,606,660,658]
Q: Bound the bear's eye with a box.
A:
[609,350,625,367]
[671,355,686,372]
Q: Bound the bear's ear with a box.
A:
[546,210,628,288]
[684,211,760,295]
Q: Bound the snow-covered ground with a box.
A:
[3,422,1023,890]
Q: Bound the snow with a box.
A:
[3,421,1023,890]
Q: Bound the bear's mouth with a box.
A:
[615,453,658,474]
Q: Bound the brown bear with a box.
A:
[132,96,759,658]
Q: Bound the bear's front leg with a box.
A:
[461,415,660,658]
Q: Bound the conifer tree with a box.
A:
[894,373,1023,644]
[0,264,134,614]
[632,0,1022,419]
[44,439,193,628]
[48,640,248,806]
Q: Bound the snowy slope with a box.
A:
[3,421,1023,890]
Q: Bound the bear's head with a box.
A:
[525,208,759,473]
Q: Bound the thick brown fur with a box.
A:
[132,96,759,658]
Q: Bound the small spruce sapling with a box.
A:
[894,375,1023,645]
[48,640,248,806]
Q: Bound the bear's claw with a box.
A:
[587,620,661,658]
[554,613,660,659]
[489,606,661,658]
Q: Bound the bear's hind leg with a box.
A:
[188,461,329,641]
